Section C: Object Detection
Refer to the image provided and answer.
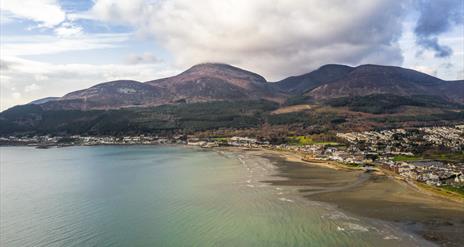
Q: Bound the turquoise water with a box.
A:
[0,146,430,246]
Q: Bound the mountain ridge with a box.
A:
[305,64,463,103]
[2,62,463,136]
[7,62,464,112]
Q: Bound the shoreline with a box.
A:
[245,146,464,203]
[4,143,462,202]
[237,147,464,247]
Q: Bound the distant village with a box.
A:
[335,125,464,187]
[2,125,463,191]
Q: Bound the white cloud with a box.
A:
[34,74,49,81]
[12,92,21,99]
[81,0,409,80]
[0,10,15,25]
[0,0,65,27]
[458,69,464,80]
[413,66,437,76]
[1,33,131,56]
[54,22,83,37]
[24,83,41,92]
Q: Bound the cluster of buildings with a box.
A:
[0,135,186,146]
[187,136,269,148]
[0,135,62,146]
[335,125,464,187]
[336,125,464,154]
[380,160,463,186]
[420,126,464,150]
[1,135,269,148]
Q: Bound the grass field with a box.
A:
[393,152,464,163]
[287,136,340,146]
[441,185,464,196]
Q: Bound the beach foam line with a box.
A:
[383,235,400,240]
[344,222,369,232]
[322,211,359,221]
[279,197,294,203]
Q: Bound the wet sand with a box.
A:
[245,149,464,247]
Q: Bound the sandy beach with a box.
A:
[230,147,464,247]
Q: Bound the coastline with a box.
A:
[233,147,464,247]
[5,142,461,202]
[253,147,464,203]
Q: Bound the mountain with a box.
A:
[275,64,354,94]
[37,63,283,111]
[146,63,281,103]
[1,62,463,136]
[41,80,167,110]
[21,63,464,111]
[302,64,464,103]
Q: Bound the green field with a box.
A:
[393,152,464,163]
[441,185,464,196]
[287,136,340,146]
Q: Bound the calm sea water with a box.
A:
[0,146,431,247]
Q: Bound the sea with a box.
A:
[0,145,433,246]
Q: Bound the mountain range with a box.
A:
[25,63,464,111]
[36,63,285,111]
[1,63,463,136]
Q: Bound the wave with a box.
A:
[278,197,294,203]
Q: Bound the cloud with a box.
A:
[1,33,131,56]
[0,0,66,27]
[458,69,464,80]
[0,10,15,25]
[54,22,83,37]
[81,0,408,80]
[24,83,41,92]
[413,65,437,76]
[12,92,21,99]
[414,0,464,58]
[125,52,161,64]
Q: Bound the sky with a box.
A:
[1,0,463,110]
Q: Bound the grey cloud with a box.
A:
[414,0,463,57]
[0,59,17,71]
[125,52,161,65]
[85,0,408,80]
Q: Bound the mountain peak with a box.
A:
[318,64,353,70]
[144,62,280,103]
[180,63,267,83]
[186,63,237,71]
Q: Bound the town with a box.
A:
[2,125,463,194]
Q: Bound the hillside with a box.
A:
[35,63,284,111]
[1,63,463,136]
[304,65,464,103]
[275,64,354,94]
[146,63,282,103]
[41,80,167,110]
